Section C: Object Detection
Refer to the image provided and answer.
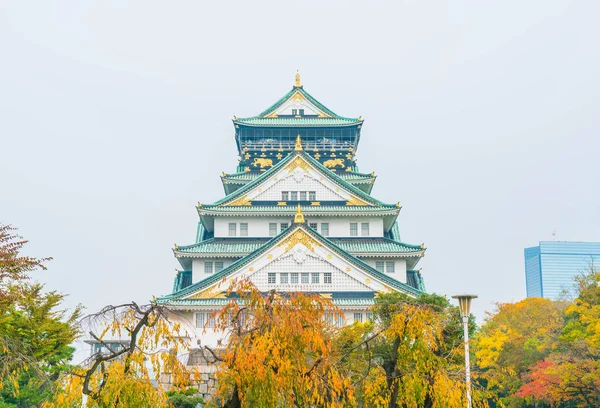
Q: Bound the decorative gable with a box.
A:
[180,225,416,301]
[265,89,331,118]
[226,154,371,206]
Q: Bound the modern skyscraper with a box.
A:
[157,73,427,346]
[524,241,600,300]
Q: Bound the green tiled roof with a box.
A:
[200,205,398,214]
[234,117,360,127]
[159,223,422,302]
[175,238,424,257]
[236,86,360,123]
[210,149,395,208]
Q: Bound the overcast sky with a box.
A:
[2,1,599,332]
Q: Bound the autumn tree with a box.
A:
[201,279,355,408]
[474,297,566,407]
[516,267,600,407]
[46,302,201,407]
[337,292,484,408]
[0,224,81,406]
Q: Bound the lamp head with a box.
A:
[451,294,478,317]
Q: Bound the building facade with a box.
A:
[157,73,426,346]
[525,241,600,300]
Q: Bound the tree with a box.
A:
[0,224,81,407]
[202,278,355,408]
[474,297,566,407]
[338,292,484,408]
[46,302,201,407]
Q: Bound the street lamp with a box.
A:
[452,294,477,408]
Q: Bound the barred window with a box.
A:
[240,223,248,236]
[280,223,288,233]
[366,313,373,321]
[280,273,289,284]
[290,191,298,201]
[299,191,307,201]
[228,223,236,237]
[291,273,299,284]
[354,313,363,323]
[386,261,395,273]
[301,273,309,284]
[308,191,316,201]
[309,222,317,230]
[204,262,213,274]
[350,223,358,236]
[215,261,224,272]
[269,223,277,237]
[311,273,320,284]
[268,273,276,284]
[321,223,329,237]
[375,261,384,272]
[336,314,345,327]
[361,223,370,236]
[196,312,205,328]
[282,191,289,201]
[324,272,332,284]
[207,313,216,328]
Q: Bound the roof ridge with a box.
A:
[160,224,421,302]
[206,150,396,208]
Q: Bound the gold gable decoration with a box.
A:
[227,195,252,206]
[285,156,310,173]
[187,287,227,300]
[346,196,370,206]
[294,204,305,224]
[279,229,321,253]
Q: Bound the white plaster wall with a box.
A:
[192,258,238,284]
[362,258,407,283]
[214,217,383,238]
[173,306,375,348]
[253,172,347,201]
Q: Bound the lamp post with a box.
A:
[452,294,477,408]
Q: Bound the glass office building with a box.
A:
[525,241,600,300]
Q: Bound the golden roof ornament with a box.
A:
[294,135,303,151]
[294,204,305,224]
[294,70,301,88]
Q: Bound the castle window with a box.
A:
[324,272,332,284]
[366,313,373,321]
[196,312,205,328]
[299,109,304,116]
[204,262,213,274]
[291,273,299,284]
[240,223,248,236]
[280,273,289,284]
[292,109,298,116]
[386,261,395,273]
[228,223,237,237]
[354,312,363,323]
[308,191,316,201]
[269,223,277,237]
[361,222,370,236]
[280,223,288,233]
[350,223,358,236]
[309,223,317,230]
[215,261,224,272]
[301,273,309,284]
[375,261,384,272]
[321,223,329,236]
[336,314,345,327]
[268,273,276,284]
[282,191,289,201]
[299,191,307,201]
[311,273,320,284]
[290,191,298,201]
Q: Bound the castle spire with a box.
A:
[294,70,301,88]
[294,204,305,224]
[294,135,303,151]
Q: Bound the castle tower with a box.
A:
[158,74,426,346]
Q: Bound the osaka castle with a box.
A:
[157,72,426,345]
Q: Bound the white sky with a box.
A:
[1,1,599,330]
